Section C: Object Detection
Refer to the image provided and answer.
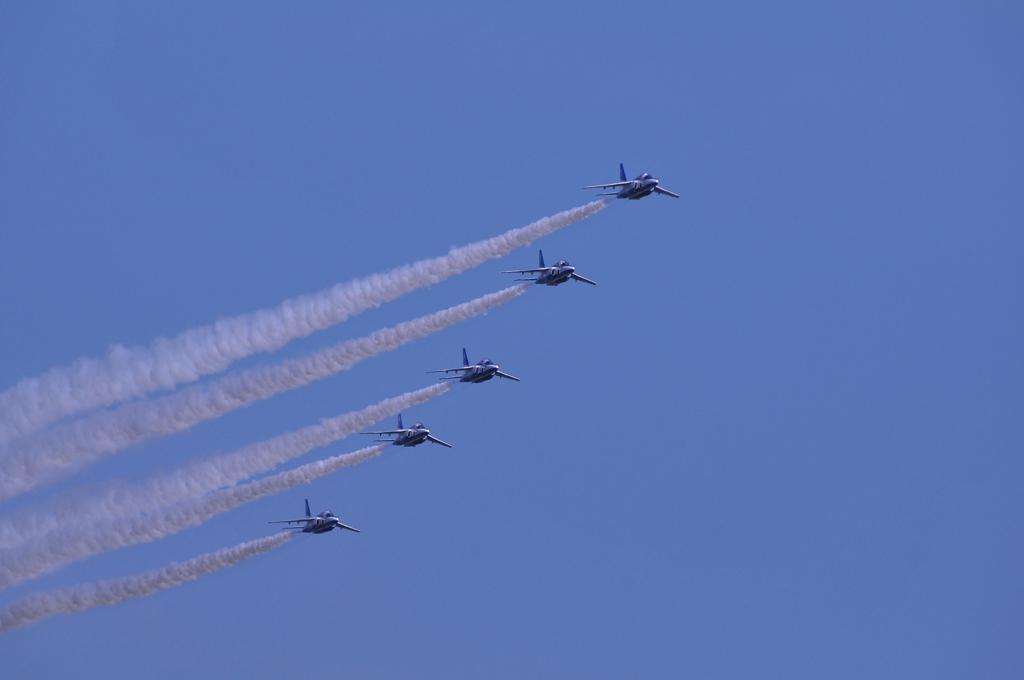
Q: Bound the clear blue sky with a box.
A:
[1,2,1021,678]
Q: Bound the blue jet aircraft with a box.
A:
[502,250,597,287]
[584,163,680,199]
[428,348,521,383]
[362,414,453,448]
[269,499,360,534]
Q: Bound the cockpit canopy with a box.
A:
[414,423,425,429]
[480,359,493,365]
[640,172,651,180]
[557,259,569,267]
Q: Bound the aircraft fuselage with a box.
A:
[536,266,575,286]
[393,429,431,447]
[461,365,499,382]
[616,178,660,199]
[302,516,342,533]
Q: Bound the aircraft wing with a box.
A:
[501,267,551,274]
[426,366,472,373]
[361,429,407,435]
[570,273,598,286]
[336,522,361,533]
[583,181,631,189]
[495,370,521,381]
[425,434,454,448]
[268,518,312,524]
[653,186,680,198]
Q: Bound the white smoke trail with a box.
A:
[0,533,292,633]
[0,383,449,548]
[0,286,524,501]
[0,445,384,589]
[0,201,606,442]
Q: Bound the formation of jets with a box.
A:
[271,162,677,536]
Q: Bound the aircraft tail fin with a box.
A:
[538,249,546,268]
[619,163,627,182]
[304,499,311,518]
[397,413,404,429]
[462,347,469,366]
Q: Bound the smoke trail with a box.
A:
[0,201,606,442]
[0,445,384,589]
[0,286,524,501]
[0,384,449,548]
[0,533,291,633]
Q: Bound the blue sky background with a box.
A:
[1,2,1021,678]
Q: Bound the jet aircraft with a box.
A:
[583,163,680,199]
[362,414,453,448]
[428,347,521,383]
[502,250,597,287]
[269,499,360,534]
